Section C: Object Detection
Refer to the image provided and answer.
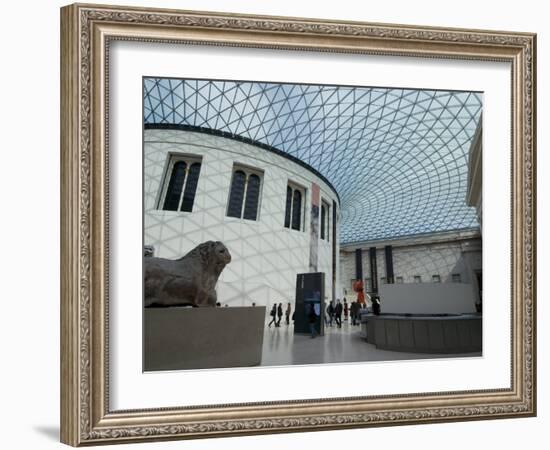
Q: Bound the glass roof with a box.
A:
[144,78,482,244]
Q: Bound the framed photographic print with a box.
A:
[60,3,536,446]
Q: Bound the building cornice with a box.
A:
[145,123,341,204]
[340,228,481,252]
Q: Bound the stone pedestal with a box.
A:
[144,306,266,371]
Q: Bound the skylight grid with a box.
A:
[144,78,482,243]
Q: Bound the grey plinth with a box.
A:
[144,306,266,371]
[361,313,482,354]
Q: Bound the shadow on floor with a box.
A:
[33,425,59,441]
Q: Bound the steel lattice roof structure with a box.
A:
[143,78,482,245]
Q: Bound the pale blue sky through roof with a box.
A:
[144,78,482,244]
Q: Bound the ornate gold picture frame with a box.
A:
[60,3,536,446]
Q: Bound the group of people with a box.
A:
[325,298,369,327]
[325,299,343,328]
[212,297,377,332]
[268,302,292,327]
[309,297,367,334]
[267,296,377,331]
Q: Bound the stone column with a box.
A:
[369,247,378,294]
[355,248,363,281]
[384,245,394,284]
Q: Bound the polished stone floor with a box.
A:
[261,319,481,367]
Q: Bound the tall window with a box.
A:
[413,275,422,283]
[227,165,263,221]
[284,182,306,231]
[432,274,441,283]
[284,187,292,228]
[452,273,462,283]
[160,155,202,212]
[243,174,261,220]
[321,200,330,241]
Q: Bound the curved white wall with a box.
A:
[144,129,340,310]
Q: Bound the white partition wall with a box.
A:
[379,282,477,314]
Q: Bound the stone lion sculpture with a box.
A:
[144,241,231,308]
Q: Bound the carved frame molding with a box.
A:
[60,3,536,446]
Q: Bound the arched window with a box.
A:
[284,182,306,232]
[160,156,202,212]
[243,174,261,220]
[284,186,292,228]
[227,166,263,221]
[180,162,201,212]
[162,161,187,211]
[320,203,326,239]
[291,190,302,230]
[227,170,246,218]
[321,200,330,241]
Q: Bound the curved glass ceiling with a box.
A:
[144,78,482,244]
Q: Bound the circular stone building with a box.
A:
[144,127,341,307]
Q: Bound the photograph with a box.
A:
[142,78,483,371]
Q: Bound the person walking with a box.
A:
[334,299,343,328]
[343,299,349,321]
[276,302,283,327]
[372,296,381,315]
[285,302,292,325]
[351,301,359,325]
[308,303,318,338]
[326,302,334,327]
[268,304,277,327]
